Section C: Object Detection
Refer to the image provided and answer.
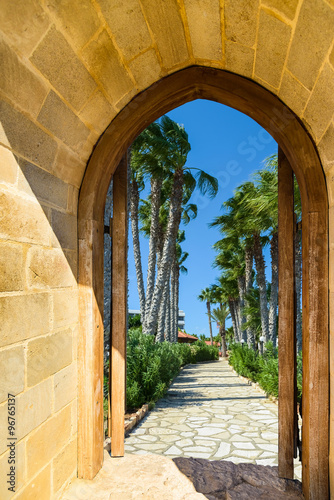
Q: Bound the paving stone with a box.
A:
[214,442,231,458]
[165,445,182,456]
[197,427,224,436]
[175,438,194,447]
[232,442,255,450]
[180,432,195,438]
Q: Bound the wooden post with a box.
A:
[111,155,127,457]
[278,147,296,479]
[107,218,112,438]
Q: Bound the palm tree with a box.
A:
[210,304,230,357]
[144,116,218,336]
[129,145,146,324]
[198,286,216,345]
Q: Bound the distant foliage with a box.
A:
[228,342,302,403]
[125,328,218,408]
[128,314,142,329]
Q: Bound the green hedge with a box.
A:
[228,342,302,402]
[104,328,219,410]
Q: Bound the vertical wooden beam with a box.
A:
[302,210,329,499]
[111,155,127,457]
[278,147,296,479]
[107,218,113,438]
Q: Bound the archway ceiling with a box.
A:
[0,0,334,191]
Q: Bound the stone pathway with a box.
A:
[125,358,302,479]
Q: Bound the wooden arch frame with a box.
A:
[78,66,328,498]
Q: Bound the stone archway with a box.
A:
[78,66,328,499]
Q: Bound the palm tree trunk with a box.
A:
[129,177,146,324]
[295,229,302,353]
[172,262,180,343]
[206,301,213,345]
[229,298,239,342]
[237,275,247,343]
[244,246,255,348]
[269,231,278,346]
[170,246,178,343]
[220,323,227,357]
[165,279,171,342]
[144,170,184,335]
[156,274,169,342]
[143,177,162,332]
[253,233,269,342]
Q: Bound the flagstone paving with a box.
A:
[125,358,302,480]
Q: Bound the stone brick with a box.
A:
[51,210,77,250]
[53,438,77,493]
[140,0,189,68]
[0,146,18,184]
[261,0,299,20]
[67,185,79,215]
[79,90,116,134]
[0,379,52,455]
[225,41,254,78]
[0,440,25,500]
[319,123,334,172]
[18,159,68,209]
[98,0,152,61]
[46,0,100,49]
[64,250,78,280]
[287,0,334,90]
[224,0,259,47]
[26,405,71,478]
[0,99,57,171]
[304,64,334,141]
[0,242,24,292]
[53,146,86,189]
[184,0,222,60]
[54,363,77,413]
[15,464,51,500]
[0,0,50,57]
[278,70,310,117]
[53,289,79,329]
[27,329,72,387]
[255,10,291,88]
[129,49,162,90]
[26,247,75,290]
[30,26,96,111]
[82,30,133,104]
[0,39,48,118]
[38,91,90,153]
[0,293,50,348]
[0,346,24,403]
[0,190,51,246]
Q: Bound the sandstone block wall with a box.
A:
[0,0,333,497]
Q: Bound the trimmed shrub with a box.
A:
[228,342,302,403]
[125,329,218,409]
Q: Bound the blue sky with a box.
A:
[128,99,277,337]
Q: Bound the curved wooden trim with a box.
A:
[77,66,329,499]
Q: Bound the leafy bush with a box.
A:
[128,314,142,329]
[228,342,302,403]
[126,329,218,409]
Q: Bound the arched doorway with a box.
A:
[78,67,328,499]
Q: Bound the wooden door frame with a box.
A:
[77,66,329,499]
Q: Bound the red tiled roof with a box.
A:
[177,330,198,341]
[205,340,221,347]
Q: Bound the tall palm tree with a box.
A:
[210,304,230,357]
[144,116,218,336]
[198,286,216,345]
[129,145,146,324]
